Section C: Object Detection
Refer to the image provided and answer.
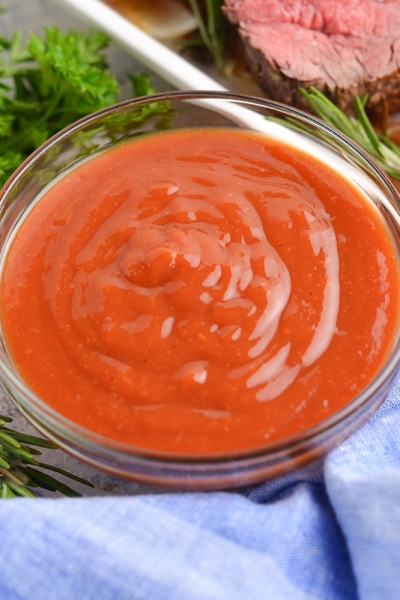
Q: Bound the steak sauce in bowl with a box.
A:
[0,91,399,488]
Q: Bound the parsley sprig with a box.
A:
[0,26,120,187]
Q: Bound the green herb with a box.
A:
[128,73,172,127]
[0,414,94,497]
[185,0,231,69]
[300,87,400,181]
[0,26,120,188]
[130,72,157,98]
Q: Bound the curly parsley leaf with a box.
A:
[0,26,120,187]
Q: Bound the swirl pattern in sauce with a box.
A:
[1,129,398,453]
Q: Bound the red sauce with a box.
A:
[1,129,399,454]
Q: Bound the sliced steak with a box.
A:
[223,0,400,115]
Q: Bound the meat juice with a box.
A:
[1,128,399,454]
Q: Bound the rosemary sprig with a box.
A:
[300,87,400,180]
[0,414,94,498]
[186,0,229,69]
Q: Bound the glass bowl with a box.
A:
[0,90,399,490]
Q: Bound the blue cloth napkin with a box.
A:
[1,378,400,600]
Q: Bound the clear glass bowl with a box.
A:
[0,90,399,490]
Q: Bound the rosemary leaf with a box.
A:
[8,467,30,485]
[297,87,400,180]
[0,466,27,486]
[0,415,93,497]
[0,430,21,449]
[0,440,34,462]
[35,461,95,488]
[353,94,381,153]
[186,0,227,69]
[0,455,10,469]
[0,427,57,448]
[0,415,13,423]
[4,479,36,498]
[23,467,83,497]
[1,481,16,498]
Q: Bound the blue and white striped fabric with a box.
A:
[1,377,400,600]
